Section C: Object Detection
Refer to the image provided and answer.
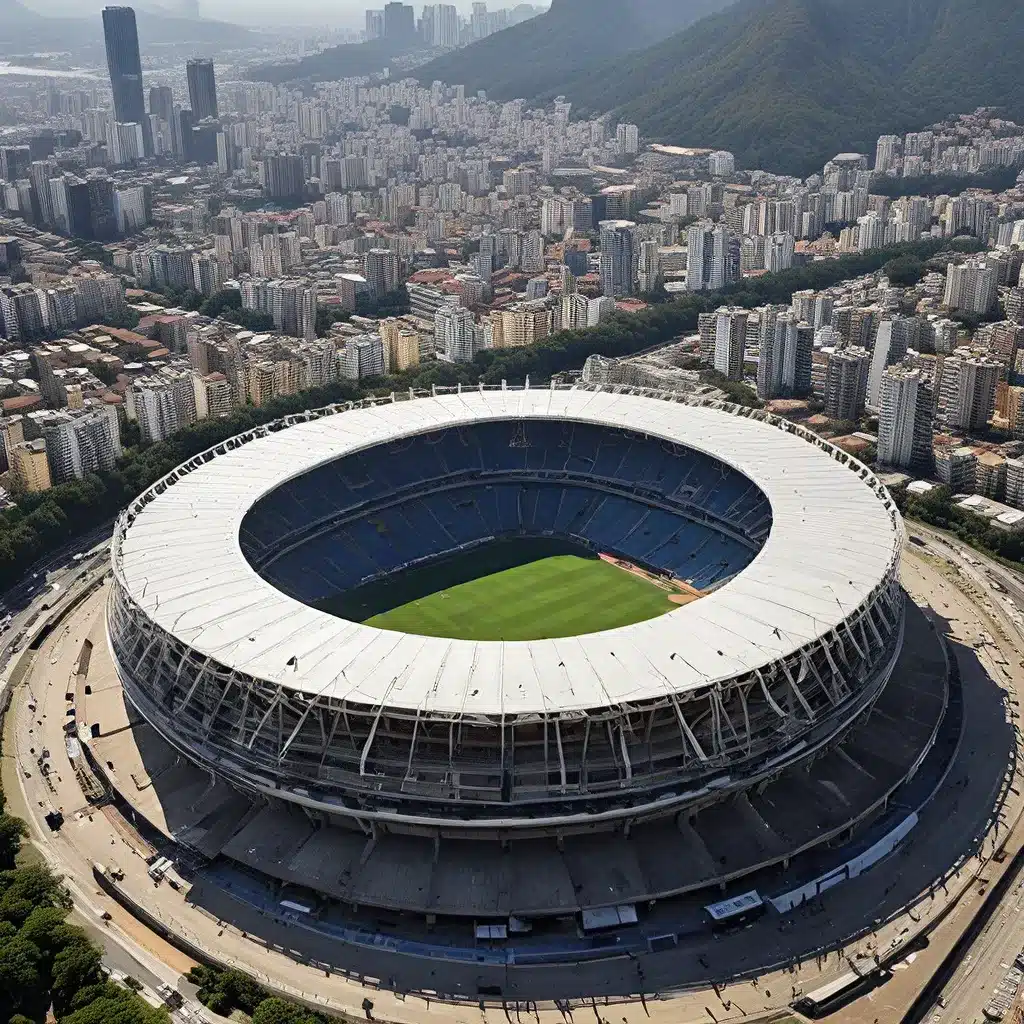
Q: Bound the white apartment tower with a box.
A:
[686,222,732,292]
[757,313,813,399]
[712,308,748,381]
[599,220,636,298]
[943,258,998,314]
[42,408,122,483]
[129,373,198,443]
[866,317,912,410]
[877,365,935,472]
[937,351,1002,433]
[435,305,478,363]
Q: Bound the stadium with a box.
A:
[105,385,951,938]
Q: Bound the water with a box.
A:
[0,63,100,80]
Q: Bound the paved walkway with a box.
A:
[5,545,1024,1024]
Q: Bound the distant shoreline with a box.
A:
[0,62,100,80]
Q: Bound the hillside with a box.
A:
[249,36,419,86]
[411,0,734,100]
[547,0,1024,175]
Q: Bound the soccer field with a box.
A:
[364,553,674,641]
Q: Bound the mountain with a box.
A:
[2,0,46,26]
[541,0,1024,175]
[249,36,418,86]
[412,0,734,101]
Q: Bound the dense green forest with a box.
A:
[0,237,978,593]
[420,0,1024,177]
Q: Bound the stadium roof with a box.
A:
[116,389,902,717]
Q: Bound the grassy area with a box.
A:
[363,550,674,641]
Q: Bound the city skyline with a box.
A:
[18,0,544,25]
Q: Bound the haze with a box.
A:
[22,0,499,26]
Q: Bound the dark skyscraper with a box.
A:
[186,59,218,121]
[87,177,118,241]
[102,7,151,155]
[102,8,145,123]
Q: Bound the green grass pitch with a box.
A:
[364,554,674,641]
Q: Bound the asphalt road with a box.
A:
[907,525,1024,1024]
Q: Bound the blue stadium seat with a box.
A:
[241,419,774,604]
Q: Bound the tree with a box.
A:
[0,864,72,926]
[0,935,42,1019]
[51,938,104,1015]
[315,305,352,338]
[199,289,243,319]
[252,996,324,1024]
[61,984,170,1024]
[883,254,924,287]
[222,308,275,332]
[100,307,142,331]
[16,905,73,956]
[0,815,27,870]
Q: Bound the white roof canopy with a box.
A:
[117,390,901,717]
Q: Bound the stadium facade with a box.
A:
[106,386,941,921]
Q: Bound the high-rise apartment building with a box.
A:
[857,213,886,251]
[380,318,420,372]
[365,9,384,38]
[712,307,748,381]
[42,407,122,483]
[113,185,147,235]
[686,222,733,292]
[364,248,402,299]
[866,317,913,410]
[422,3,460,46]
[240,278,317,340]
[637,240,661,294]
[102,7,150,154]
[823,347,871,421]
[193,372,234,420]
[435,305,477,363]
[708,151,735,176]
[186,58,218,121]
[757,312,813,399]
[149,85,174,123]
[262,154,305,200]
[129,372,197,443]
[383,2,416,40]
[943,257,999,314]
[615,123,639,156]
[937,350,1002,433]
[338,334,386,380]
[598,220,636,298]
[764,232,795,273]
[109,121,145,166]
[877,365,934,471]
